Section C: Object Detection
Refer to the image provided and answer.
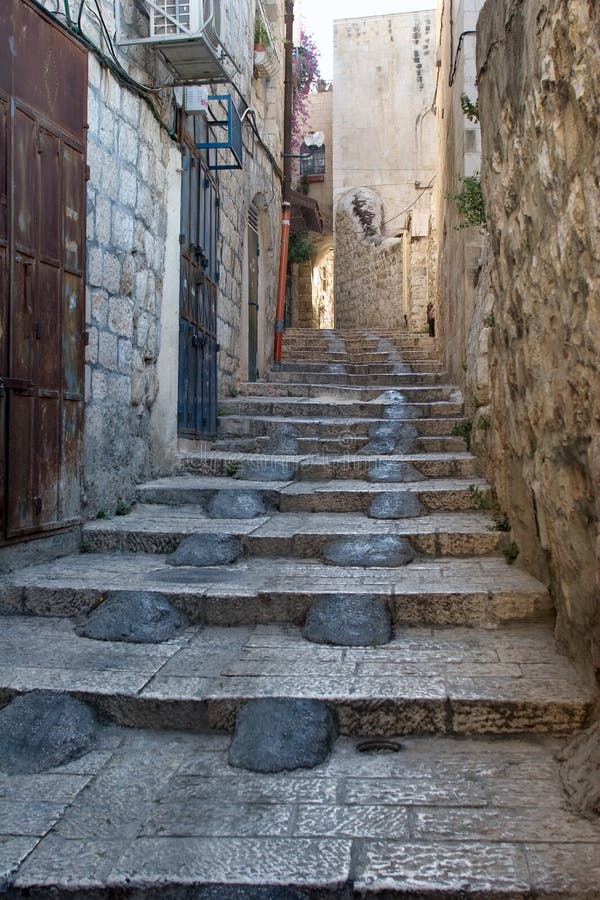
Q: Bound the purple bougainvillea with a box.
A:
[291,29,321,167]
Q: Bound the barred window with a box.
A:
[300,144,326,176]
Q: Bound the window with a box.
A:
[300,144,326,177]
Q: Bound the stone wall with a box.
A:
[334,189,404,330]
[37,0,285,516]
[474,0,600,686]
[433,0,486,388]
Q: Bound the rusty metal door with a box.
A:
[177,138,219,438]
[0,0,87,541]
[247,204,259,382]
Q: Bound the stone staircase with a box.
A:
[0,328,598,898]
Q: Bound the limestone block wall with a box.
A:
[474,0,600,685]
[433,0,486,388]
[334,189,404,330]
[38,0,284,516]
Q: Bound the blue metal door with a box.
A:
[177,141,219,438]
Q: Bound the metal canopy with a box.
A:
[197,95,243,170]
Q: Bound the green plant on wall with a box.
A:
[288,232,313,265]
[446,174,486,230]
[254,19,271,48]
[460,93,479,123]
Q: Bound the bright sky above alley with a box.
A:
[299,0,436,80]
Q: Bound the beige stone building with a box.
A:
[1,0,286,565]
[333,10,437,331]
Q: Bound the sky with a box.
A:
[298,0,436,81]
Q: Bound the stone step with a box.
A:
[278,362,439,374]
[82,506,506,558]
[0,617,593,737]
[214,434,467,455]
[218,415,465,439]
[4,726,597,898]
[267,370,445,385]
[137,475,492,514]
[179,450,480,480]
[236,381,457,401]
[218,398,464,419]
[1,553,551,627]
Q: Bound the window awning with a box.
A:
[290,190,323,234]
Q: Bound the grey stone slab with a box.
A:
[229,699,338,773]
[193,887,315,900]
[302,595,392,647]
[12,835,124,888]
[354,840,531,895]
[525,843,600,896]
[341,777,488,807]
[108,837,352,889]
[0,666,153,695]
[0,692,100,775]
[235,460,297,482]
[0,800,68,836]
[167,774,338,805]
[167,534,244,567]
[0,836,39,892]
[412,806,600,843]
[141,801,292,837]
[295,805,409,838]
[0,773,91,803]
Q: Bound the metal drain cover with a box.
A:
[357,739,403,754]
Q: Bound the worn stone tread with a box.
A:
[1,729,599,898]
[0,617,592,736]
[0,552,551,626]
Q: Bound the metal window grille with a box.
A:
[300,145,326,177]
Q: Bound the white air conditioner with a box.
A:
[148,0,221,44]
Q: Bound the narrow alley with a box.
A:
[1,0,599,896]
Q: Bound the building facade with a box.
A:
[0,0,285,566]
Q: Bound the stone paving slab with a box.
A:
[1,729,600,898]
[81,506,503,558]
[0,617,592,735]
[0,553,552,627]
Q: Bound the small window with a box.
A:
[300,144,326,176]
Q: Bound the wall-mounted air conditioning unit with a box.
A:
[116,0,231,82]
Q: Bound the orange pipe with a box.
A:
[273,202,291,367]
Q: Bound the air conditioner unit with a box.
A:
[148,0,221,44]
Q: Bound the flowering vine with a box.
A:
[291,29,321,157]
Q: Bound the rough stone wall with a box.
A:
[335,189,404,330]
[314,251,335,329]
[474,0,600,686]
[433,0,486,389]
[409,237,431,333]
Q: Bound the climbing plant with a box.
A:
[288,232,313,265]
[291,30,321,155]
[446,174,486,230]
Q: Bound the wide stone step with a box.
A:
[0,617,593,737]
[82,506,506,558]
[267,370,445,385]
[237,381,457,401]
[0,553,551,627]
[218,398,464,419]
[179,450,480,480]
[137,475,491,514]
[213,435,467,455]
[5,724,597,900]
[218,416,466,439]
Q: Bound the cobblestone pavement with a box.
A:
[0,329,598,898]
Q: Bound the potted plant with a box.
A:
[254,20,270,52]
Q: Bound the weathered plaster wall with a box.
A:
[475,0,600,685]
[434,0,485,388]
[333,10,436,331]
[335,189,404,330]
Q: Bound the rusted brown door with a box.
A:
[0,0,87,542]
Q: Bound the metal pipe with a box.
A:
[272,0,294,368]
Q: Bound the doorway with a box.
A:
[0,0,87,542]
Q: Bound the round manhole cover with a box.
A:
[356,739,403,754]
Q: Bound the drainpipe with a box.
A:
[272,0,294,369]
